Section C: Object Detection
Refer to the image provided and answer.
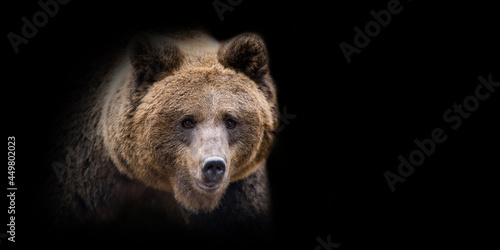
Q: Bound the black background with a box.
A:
[2,0,499,249]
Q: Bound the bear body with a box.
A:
[46,31,278,236]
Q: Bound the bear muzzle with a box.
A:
[196,156,227,192]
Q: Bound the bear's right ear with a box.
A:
[128,34,183,84]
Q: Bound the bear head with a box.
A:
[101,32,278,213]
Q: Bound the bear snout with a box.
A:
[194,156,227,193]
[200,156,226,183]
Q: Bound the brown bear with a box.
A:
[46,31,279,236]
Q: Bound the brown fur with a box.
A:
[46,31,278,232]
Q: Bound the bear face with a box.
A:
[101,32,278,213]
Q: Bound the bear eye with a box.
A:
[225,119,237,129]
[182,118,195,129]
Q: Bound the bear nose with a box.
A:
[201,157,226,183]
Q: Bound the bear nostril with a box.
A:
[201,157,226,182]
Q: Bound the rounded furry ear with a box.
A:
[218,33,275,100]
[128,33,183,84]
[218,33,268,80]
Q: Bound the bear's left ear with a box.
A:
[218,33,275,100]
[128,33,183,84]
